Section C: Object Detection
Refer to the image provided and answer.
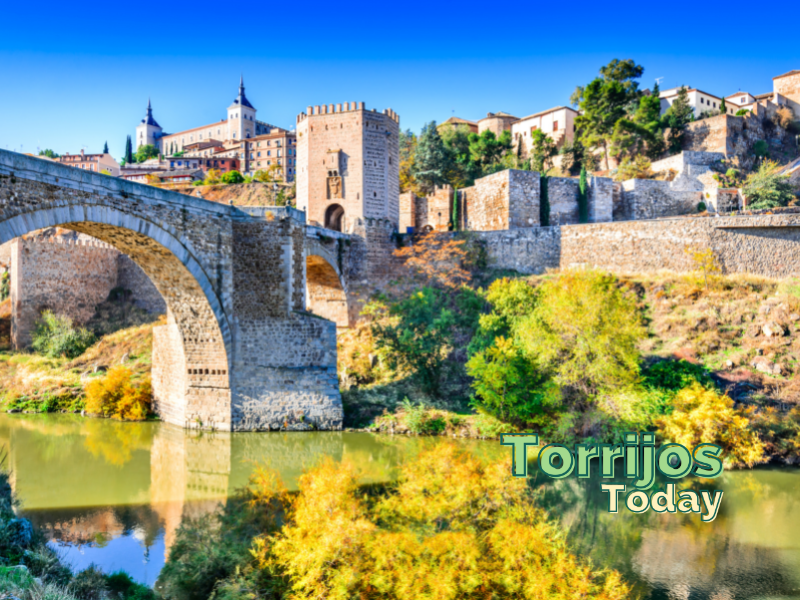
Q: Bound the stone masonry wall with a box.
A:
[619,179,702,221]
[479,214,800,280]
[117,254,167,314]
[683,112,797,171]
[11,238,119,347]
[547,177,579,225]
[774,72,800,119]
[466,170,540,230]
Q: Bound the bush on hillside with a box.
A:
[658,383,764,468]
[84,366,151,421]
[31,311,96,359]
[515,269,644,396]
[220,170,245,185]
[742,160,796,210]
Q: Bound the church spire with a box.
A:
[143,98,160,128]
[234,76,254,110]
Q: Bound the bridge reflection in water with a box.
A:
[0,413,476,583]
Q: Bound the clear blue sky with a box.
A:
[1,0,795,159]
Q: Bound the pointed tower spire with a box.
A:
[234,75,254,109]
[143,98,160,128]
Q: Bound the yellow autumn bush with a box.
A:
[84,366,152,421]
[658,383,764,468]
[251,445,632,600]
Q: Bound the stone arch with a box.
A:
[324,204,345,232]
[306,253,348,327]
[0,206,231,427]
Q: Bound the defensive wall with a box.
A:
[8,236,165,346]
[478,214,800,278]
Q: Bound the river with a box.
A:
[2,413,799,599]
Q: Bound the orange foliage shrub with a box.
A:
[84,366,152,421]
[250,445,631,599]
[394,232,470,289]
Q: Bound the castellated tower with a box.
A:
[296,102,400,231]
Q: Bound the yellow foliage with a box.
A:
[658,383,764,468]
[684,246,722,290]
[252,445,632,599]
[84,366,151,421]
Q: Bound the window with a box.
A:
[741,98,745,104]
[257,152,261,157]
[553,121,558,132]
[700,98,704,104]
[713,102,716,108]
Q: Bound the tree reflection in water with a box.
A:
[535,470,800,599]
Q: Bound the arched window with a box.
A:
[325,204,345,232]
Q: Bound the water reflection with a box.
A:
[3,412,800,598]
[535,469,800,599]
[0,413,504,583]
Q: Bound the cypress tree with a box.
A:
[451,189,459,231]
[578,166,589,223]
[719,97,727,115]
[124,136,134,164]
[540,175,550,226]
[103,141,109,154]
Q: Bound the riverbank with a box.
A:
[340,266,800,467]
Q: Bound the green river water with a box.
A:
[2,413,799,599]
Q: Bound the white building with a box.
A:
[134,77,277,153]
[511,106,577,155]
[659,87,726,118]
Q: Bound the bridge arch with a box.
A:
[0,206,232,426]
[306,253,348,328]
[1,150,344,432]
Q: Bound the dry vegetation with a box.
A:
[0,290,160,415]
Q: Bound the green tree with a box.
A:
[468,129,512,174]
[134,144,159,163]
[558,139,597,175]
[372,287,457,394]
[467,337,560,425]
[742,160,796,210]
[663,86,694,154]
[221,170,245,184]
[103,141,109,154]
[610,82,665,160]
[124,136,134,164]
[529,130,557,173]
[578,166,589,223]
[413,122,450,193]
[38,149,60,159]
[720,97,727,114]
[573,59,644,169]
[440,124,477,187]
[515,269,644,396]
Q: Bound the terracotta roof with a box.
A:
[754,92,773,100]
[479,111,518,121]
[161,121,228,138]
[773,70,800,80]
[660,88,721,101]
[725,92,754,99]
[439,117,478,127]
[516,106,577,122]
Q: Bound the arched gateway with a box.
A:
[0,150,342,431]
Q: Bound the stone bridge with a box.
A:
[0,149,343,431]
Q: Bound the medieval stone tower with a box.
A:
[296,102,400,231]
[135,99,163,149]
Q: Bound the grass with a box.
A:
[0,293,161,415]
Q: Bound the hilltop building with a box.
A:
[511,106,577,156]
[295,102,400,231]
[58,150,120,176]
[133,77,297,180]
